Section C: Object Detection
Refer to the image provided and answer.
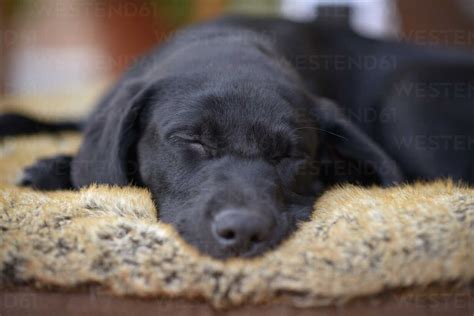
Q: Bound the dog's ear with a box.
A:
[71,80,155,187]
[310,96,404,186]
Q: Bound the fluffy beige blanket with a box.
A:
[0,90,473,308]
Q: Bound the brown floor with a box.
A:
[1,285,473,316]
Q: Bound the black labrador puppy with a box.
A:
[3,15,473,258]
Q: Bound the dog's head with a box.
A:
[72,41,402,258]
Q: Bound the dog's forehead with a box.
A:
[168,88,300,135]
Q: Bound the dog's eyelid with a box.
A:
[269,151,292,163]
[169,133,219,149]
[168,132,199,143]
[167,134,217,157]
[269,145,306,163]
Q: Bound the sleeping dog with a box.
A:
[2,16,473,258]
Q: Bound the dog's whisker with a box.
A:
[292,126,348,141]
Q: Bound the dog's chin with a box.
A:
[183,233,287,259]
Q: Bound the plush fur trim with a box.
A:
[0,93,473,308]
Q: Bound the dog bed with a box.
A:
[0,89,473,308]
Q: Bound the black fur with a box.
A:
[0,113,80,136]
[20,155,73,190]
[2,15,473,258]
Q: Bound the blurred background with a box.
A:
[1,0,473,97]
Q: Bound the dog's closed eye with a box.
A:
[170,134,216,157]
[269,153,291,164]
[266,140,294,164]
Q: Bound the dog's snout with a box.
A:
[212,209,274,254]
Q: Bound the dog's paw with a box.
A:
[19,155,74,190]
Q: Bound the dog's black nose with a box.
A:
[212,209,273,254]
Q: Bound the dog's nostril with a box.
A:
[250,233,262,243]
[219,228,236,240]
[212,208,274,253]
